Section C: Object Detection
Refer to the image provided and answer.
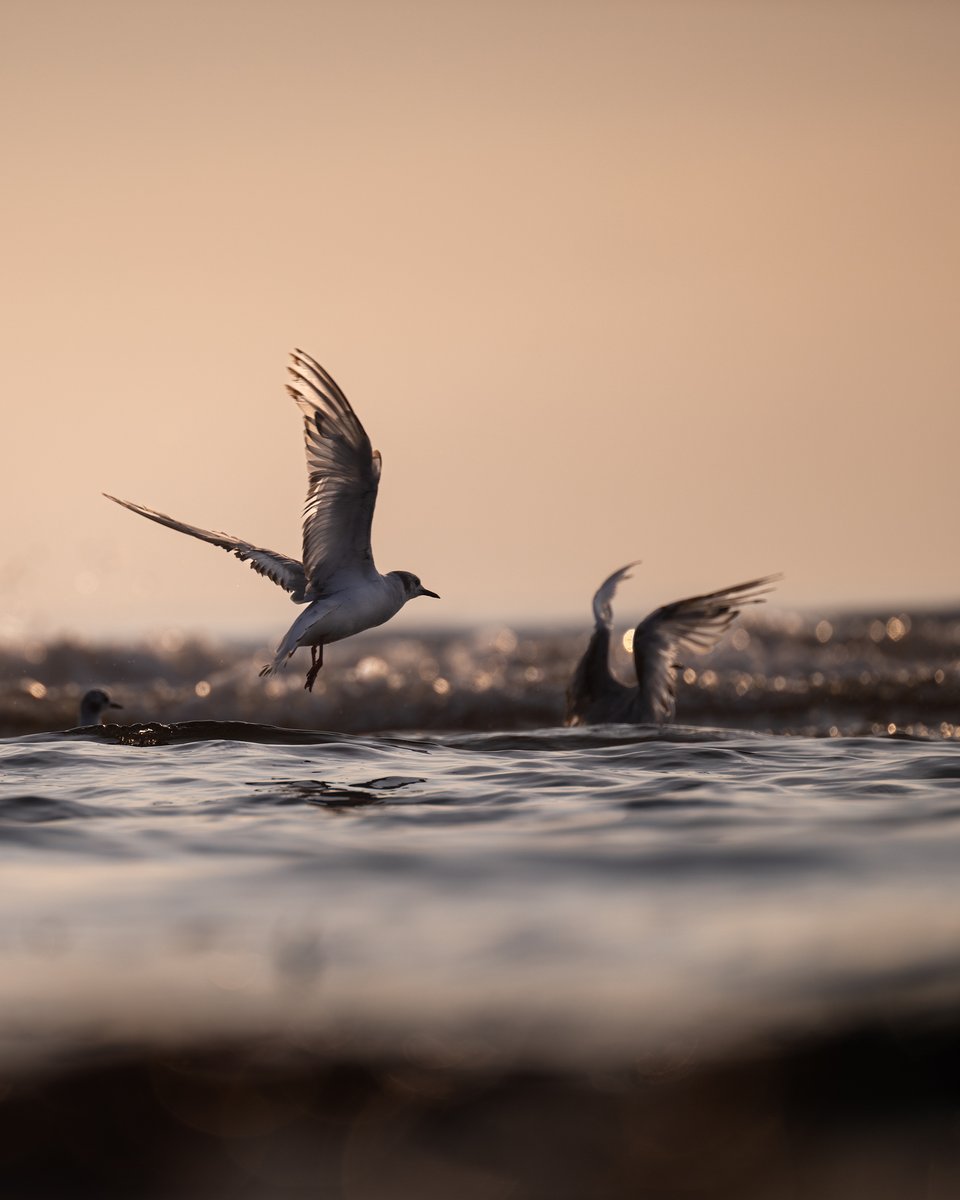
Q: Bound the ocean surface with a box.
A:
[2,606,960,1198]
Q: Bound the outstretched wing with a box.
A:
[104,494,308,601]
[286,349,382,597]
[632,574,780,723]
[592,561,641,628]
[565,562,641,725]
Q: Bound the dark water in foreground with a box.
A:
[2,609,960,1197]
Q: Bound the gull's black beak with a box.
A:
[419,588,440,599]
[110,702,123,710]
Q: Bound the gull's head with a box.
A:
[79,689,123,726]
[391,571,440,602]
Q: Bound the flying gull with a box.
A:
[565,564,779,725]
[106,349,438,691]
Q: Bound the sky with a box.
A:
[2,0,958,639]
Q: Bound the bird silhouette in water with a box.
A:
[106,350,439,692]
[79,689,123,726]
[565,564,779,726]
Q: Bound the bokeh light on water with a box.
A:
[2,605,958,738]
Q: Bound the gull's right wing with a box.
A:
[631,574,780,722]
[104,494,309,601]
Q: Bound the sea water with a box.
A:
[1,608,959,1198]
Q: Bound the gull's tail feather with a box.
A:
[258,621,310,678]
[258,654,292,679]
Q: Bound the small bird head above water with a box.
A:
[79,689,123,727]
[391,571,440,601]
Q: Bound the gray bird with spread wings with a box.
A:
[106,349,438,692]
[565,563,779,726]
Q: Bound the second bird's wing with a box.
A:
[104,495,309,601]
[591,561,641,628]
[286,349,382,598]
[632,575,780,722]
[565,562,641,725]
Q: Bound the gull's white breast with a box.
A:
[290,575,406,651]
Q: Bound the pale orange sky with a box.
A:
[1,0,958,638]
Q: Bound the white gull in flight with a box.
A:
[565,564,779,726]
[106,349,438,692]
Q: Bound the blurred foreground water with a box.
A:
[1,607,960,1198]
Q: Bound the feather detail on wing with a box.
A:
[631,574,781,723]
[286,349,382,598]
[103,494,308,601]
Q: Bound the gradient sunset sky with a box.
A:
[3,0,958,637]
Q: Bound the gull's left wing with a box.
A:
[103,495,309,601]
